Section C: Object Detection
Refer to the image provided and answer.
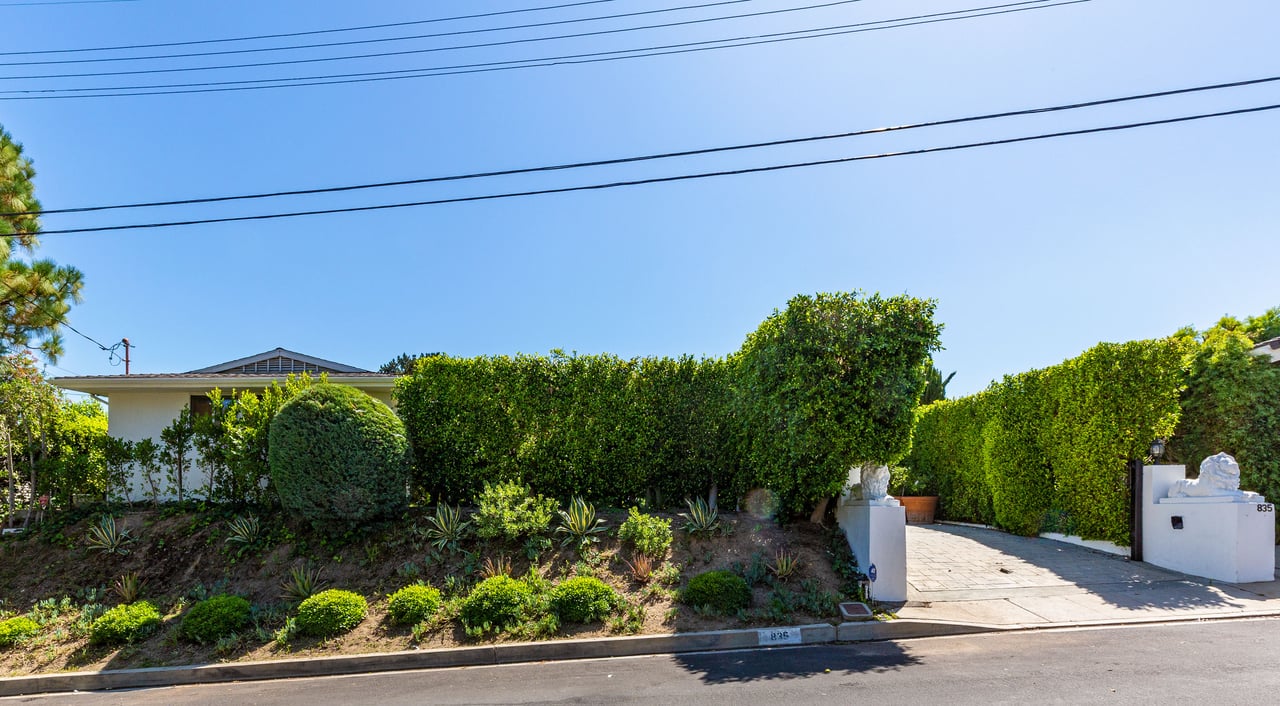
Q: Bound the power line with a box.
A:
[7,73,1275,218]
[0,0,138,6]
[0,280,115,354]
[3,0,872,79]
[0,0,627,56]
[0,0,771,68]
[0,1,1084,99]
[23,102,1280,236]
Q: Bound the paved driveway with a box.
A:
[898,523,1280,626]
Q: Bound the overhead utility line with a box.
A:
[0,0,628,55]
[0,0,784,67]
[0,1,1086,98]
[7,73,1275,218]
[0,280,118,356]
[20,103,1279,236]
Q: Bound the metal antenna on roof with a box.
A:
[122,338,130,375]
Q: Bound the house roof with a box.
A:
[52,348,397,396]
[1252,337,1280,364]
[186,347,370,374]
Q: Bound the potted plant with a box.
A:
[889,465,938,524]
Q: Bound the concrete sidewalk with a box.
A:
[897,523,1280,627]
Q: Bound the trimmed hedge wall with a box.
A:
[905,338,1188,544]
[1170,327,1280,508]
[396,291,941,513]
[396,352,739,508]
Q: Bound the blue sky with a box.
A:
[4,0,1277,397]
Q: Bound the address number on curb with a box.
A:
[1259,504,1274,513]
[757,628,802,646]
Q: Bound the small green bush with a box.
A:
[268,384,412,526]
[682,570,751,614]
[550,577,618,624]
[0,616,40,647]
[90,601,162,645]
[296,589,367,637]
[386,584,442,625]
[459,576,534,635]
[180,594,252,644]
[473,480,556,541]
[618,507,672,557]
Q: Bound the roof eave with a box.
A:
[52,374,399,396]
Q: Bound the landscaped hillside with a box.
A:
[0,502,859,677]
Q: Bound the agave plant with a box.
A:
[623,553,655,583]
[280,563,328,603]
[479,554,513,579]
[423,503,472,554]
[555,496,608,550]
[679,496,720,537]
[85,515,135,555]
[769,548,801,581]
[112,571,147,603]
[224,514,261,546]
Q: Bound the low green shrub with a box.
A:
[682,570,751,614]
[180,594,252,644]
[618,507,672,557]
[0,617,40,647]
[473,480,556,541]
[296,589,367,638]
[90,601,162,645]
[386,584,442,625]
[459,576,534,635]
[550,577,618,624]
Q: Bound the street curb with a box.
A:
[0,623,836,698]
[5,613,1278,697]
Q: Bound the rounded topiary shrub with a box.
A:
[459,576,533,635]
[180,594,252,644]
[90,601,162,645]
[268,384,411,525]
[296,589,367,638]
[0,616,40,647]
[550,576,617,624]
[386,584,442,625]
[681,570,751,614]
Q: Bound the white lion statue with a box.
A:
[860,463,892,502]
[1168,452,1255,498]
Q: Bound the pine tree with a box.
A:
[1,125,83,363]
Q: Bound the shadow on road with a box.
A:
[673,641,921,684]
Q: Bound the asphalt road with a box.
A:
[8,619,1280,705]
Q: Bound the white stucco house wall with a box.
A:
[53,346,398,465]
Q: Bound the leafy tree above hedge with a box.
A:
[737,291,942,514]
[268,384,411,525]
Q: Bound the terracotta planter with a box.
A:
[899,496,938,524]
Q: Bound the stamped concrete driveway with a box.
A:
[898,523,1280,626]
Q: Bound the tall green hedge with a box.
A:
[396,352,743,508]
[1170,327,1280,505]
[396,291,940,513]
[905,338,1188,544]
[908,396,994,525]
